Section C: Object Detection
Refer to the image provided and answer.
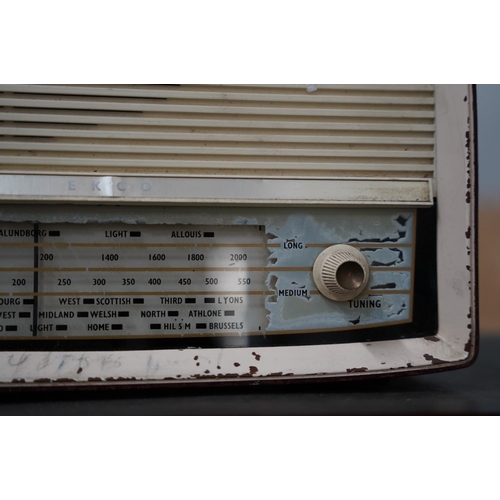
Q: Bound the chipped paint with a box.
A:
[346,367,368,373]
[424,336,440,343]
[361,247,411,268]
[423,354,446,365]
[265,209,414,332]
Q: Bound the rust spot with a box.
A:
[423,354,446,365]
[189,372,258,380]
[234,362,241,367]
[346,367,368,374]
[194,356,199,361]
[11,378,26,384]
[381,362,386,365]
[468,308,472,319]
[466,191,471,204]
[204,370,210,374]
[249,366,258,375]
[465,334,473,353]
[77,367,83,374]
[104,377,138,382]
[217,365,221,370]
[252,352,261,361]
[268,372,294,377]
[464,95,468,102]
[465,227,471,239]
[424,336,440,343]
[407,363,413,368]
[196,362,200,367]
[35,378,76,384]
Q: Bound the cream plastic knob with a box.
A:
[313,245,370,301]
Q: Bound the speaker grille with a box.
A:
[0,84,435,178]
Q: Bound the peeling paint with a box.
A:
[361,247,411,267]
[423,354,446,365]
[265,209,414,333]
[346,367,368,373]
[104,377,139,382]
[464,334,473,354]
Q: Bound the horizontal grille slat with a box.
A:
[0,98,435,119]
[0,126,435,144]
[0,156,433,171]
[207,84,435,91]
[0,141,434,158]
[0,84,435,178]
[0,84,434,105]
[0,112,435,132]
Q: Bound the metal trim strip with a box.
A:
[0,174,433,206]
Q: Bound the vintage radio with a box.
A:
[0,84,477,388]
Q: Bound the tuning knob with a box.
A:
[313,245,370,301]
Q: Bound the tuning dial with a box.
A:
[313,245,370,301]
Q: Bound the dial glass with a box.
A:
[0,205,436,349]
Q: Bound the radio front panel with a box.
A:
[0,84,476,387]
[0,204,435,351]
